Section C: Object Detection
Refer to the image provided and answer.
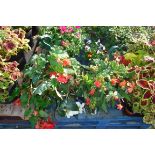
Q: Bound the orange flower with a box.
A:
[116,104,123,110]
[119,80,127,87]
[89,88,96,96]
[62,59,71,67]
[87,52,93,58]
[94,80,102,88]
[111,78,120,86]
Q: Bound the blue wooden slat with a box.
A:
[0,110,150,129]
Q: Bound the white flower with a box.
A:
[85,45,90,51]
[65,102,85,118]
[99,43,105,50]
[87,40,92,44]
[76,102,85,114]
[66,111,79,118]
[144,56,155,63]
[114,91,118,96]
[95,39,100,45]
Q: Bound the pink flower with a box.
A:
[59,26,67,34]
[61,40,70,47]
[75,32,81,38]
[68,27,73,33]
[75,26,81,29]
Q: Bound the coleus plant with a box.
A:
[129,63,155,125]
[0,26,30,102]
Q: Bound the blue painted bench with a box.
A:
[54,109,150,129]
[0,109,150,129]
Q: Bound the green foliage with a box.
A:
[3,26,155,128]
[124,50,148,66]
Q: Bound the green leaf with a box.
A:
[48,55,64,73]
[39,110,48,118]
[33,81,51,95]
[8,87,20,101]
[51,50,69,59]
[124,53,137,61]
[64,68,75,74]
[29,116,38,128]
[118,89,131,101]
[31,95,50,109]
[54,87,63,100]
[101,102,108,113]
[40,35,53,50]
[24,109,33,117]
[20,92,29,107]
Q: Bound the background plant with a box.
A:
[0,26,30,102]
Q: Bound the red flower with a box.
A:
[94,80,101,88]
[111,78,120,86]
[35,118,55,129]
[89,89,95,96]
[49,72,57,78]
[85,98,91,105]
[13,98,21,106]
[62,59,71,67]
[56,74,71,84]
